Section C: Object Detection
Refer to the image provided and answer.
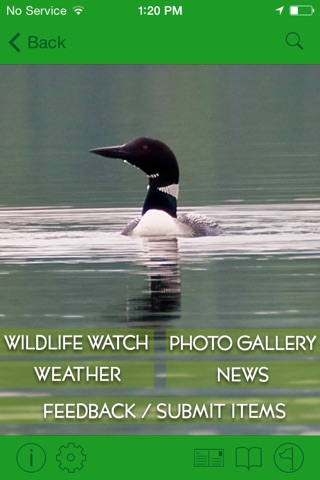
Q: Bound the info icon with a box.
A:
[274,443,304,473]
[16,443,46,473]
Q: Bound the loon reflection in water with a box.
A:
[125,238,181,321]
[99,238,181,324]
[91,137,223,237]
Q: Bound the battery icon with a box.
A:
[290,5,315,15]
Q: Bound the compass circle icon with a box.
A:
[274,443,304,473]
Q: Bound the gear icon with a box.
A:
[56,442,86,473]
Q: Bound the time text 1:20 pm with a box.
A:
[138,6,183,16]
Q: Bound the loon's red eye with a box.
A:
[142,144,149,151]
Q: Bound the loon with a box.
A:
[90,137,222,237]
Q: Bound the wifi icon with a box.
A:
[73,6,85,15]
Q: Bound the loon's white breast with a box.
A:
[130,210,191,237]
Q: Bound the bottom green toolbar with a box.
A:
[1,435,318,478]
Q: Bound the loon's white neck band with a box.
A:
[157,184,179,199]
[147,184,179,199]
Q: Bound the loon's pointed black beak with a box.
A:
[90,144,132,160]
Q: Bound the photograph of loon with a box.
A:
[91,137,223,237]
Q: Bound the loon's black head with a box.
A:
[91,137,180,218]
[90,137,179,188]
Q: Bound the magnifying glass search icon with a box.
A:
[286,32,303,50]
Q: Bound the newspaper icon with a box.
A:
[194,449,224,467]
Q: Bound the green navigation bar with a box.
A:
[0,435,317,478]
[1,1,320,63]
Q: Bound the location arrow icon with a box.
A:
[9,33,21,52]
[276,6,284,15]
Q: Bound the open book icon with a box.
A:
[236,447,262,469]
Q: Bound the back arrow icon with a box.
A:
[9,33,21,52]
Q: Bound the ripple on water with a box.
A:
[0,203,319,265]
